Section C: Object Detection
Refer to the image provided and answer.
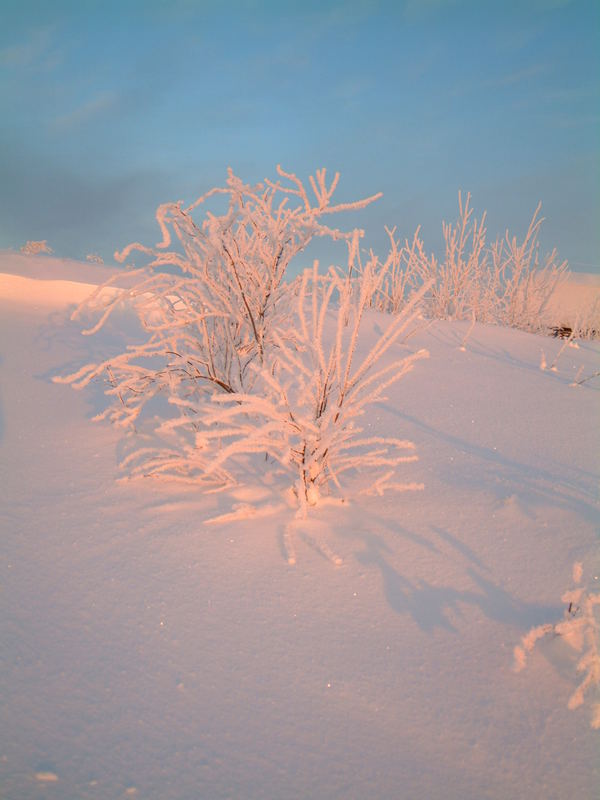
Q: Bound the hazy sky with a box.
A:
[1,0,599,273]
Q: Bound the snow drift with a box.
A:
[1,249,599,799]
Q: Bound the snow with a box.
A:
[545,271,600,328]
[1,253,599,799]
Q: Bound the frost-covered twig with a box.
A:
[514,562,600,729]
[570,370,600,388]
[459,311,477,351]
[548,326,575,372]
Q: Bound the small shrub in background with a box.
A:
[488,202,568,331]
[357,193,569,334]
[20,240,53,255]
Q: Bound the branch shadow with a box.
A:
[353,528,562,634]
[35,305,149,421]
[385,408,600,528]
[431,525,490,573]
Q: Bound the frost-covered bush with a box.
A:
[514,562,600,729]
[428,192,490,321]
[20,239,53,255]
[175,262,429,513]
[488,203,567,332]
[345,226,429,315]
[57,167,428,507]
[363,193,568,332]
[57,167,380,423]
[86,253,104,264]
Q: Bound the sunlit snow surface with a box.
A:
[1,253,599,800]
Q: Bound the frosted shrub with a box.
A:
[347,226,430,315]
[57,166,380,419]
[361,193,488,321]
[364,193,568,331]
[173,262,429,514]
[514,562,600,729]
[86,253,104,264]
[58,167,430,504]
[20,239,53,255]
[430,192,489,321]
[489,203,567,332]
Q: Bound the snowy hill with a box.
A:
[1,253,599,800]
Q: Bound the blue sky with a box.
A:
[1,0,599,273]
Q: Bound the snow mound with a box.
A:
[1,254,599,800]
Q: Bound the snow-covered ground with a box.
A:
[1,252,599,800]
[545,270,600,330]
